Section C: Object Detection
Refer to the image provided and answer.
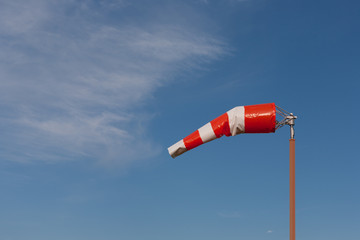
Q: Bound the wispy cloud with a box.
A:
[266,230,273,233]
[0,0,49,34]
[0,0,225,167]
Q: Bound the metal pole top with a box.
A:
[275,106,297,139]
[286,113,297,139]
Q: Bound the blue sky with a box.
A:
[0,0,359,239]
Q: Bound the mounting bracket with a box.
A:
[275,106,297,139]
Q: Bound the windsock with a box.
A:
[168,103,276,158]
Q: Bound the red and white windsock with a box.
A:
[168,103,276,158]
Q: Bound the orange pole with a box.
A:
[289,139,296,240]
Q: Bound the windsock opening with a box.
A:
[168,103,276,158]
[244,103,276,133]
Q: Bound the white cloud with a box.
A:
[0,0,225,166]
[267,230,273,233]
[0,0,49,34]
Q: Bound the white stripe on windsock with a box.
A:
[198,122,217,143]
[168,139,187,158]
[227,106,245,136]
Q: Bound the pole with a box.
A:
[285,112,296,240]
[289,138,295,240]
[275,108,297,240]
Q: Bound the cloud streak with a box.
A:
[0,0,225,166]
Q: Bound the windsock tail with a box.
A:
[168,103,276,158]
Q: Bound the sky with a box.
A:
[0,0,359,239]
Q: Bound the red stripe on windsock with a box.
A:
[244,103,276,133]
[210,113,231,138]
[183,130,203,150]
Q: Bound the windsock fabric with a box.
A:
[168,103,276,158]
